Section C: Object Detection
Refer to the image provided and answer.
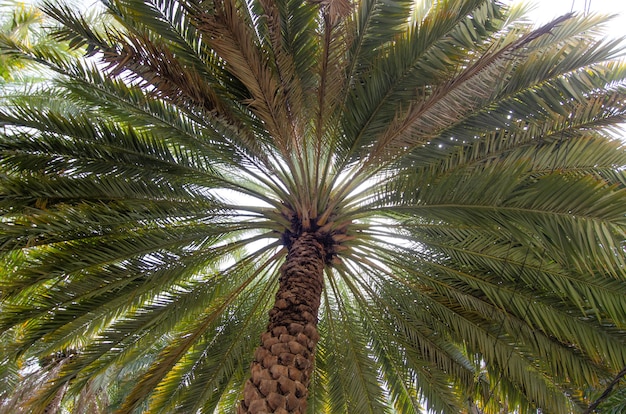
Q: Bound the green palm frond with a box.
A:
[319,276,391,414]
[1,0,626,413]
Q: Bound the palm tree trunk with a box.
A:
[239,232,325,414]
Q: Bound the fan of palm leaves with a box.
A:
[1,0,626,412]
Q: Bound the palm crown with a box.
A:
[1,0,626,412]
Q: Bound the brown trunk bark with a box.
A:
[239,232,325,414]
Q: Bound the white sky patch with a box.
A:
[508,0,626,37]
[57,0,625,40]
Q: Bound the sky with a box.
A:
[515,0,626,38]
[66,0,625,39]
[518,0,626,139]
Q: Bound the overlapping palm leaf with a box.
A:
[1,0,626,412]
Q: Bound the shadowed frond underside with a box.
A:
[1,0,626,413]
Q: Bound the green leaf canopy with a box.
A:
[1,0,626,412]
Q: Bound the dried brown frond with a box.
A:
[194,0,294,153]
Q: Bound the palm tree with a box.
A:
[0,1,73,82]
[594,385,626,414]
[0,1,41,81]
[1,0,626,412]
[584,368,626,413]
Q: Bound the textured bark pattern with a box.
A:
[239,233,325,414]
